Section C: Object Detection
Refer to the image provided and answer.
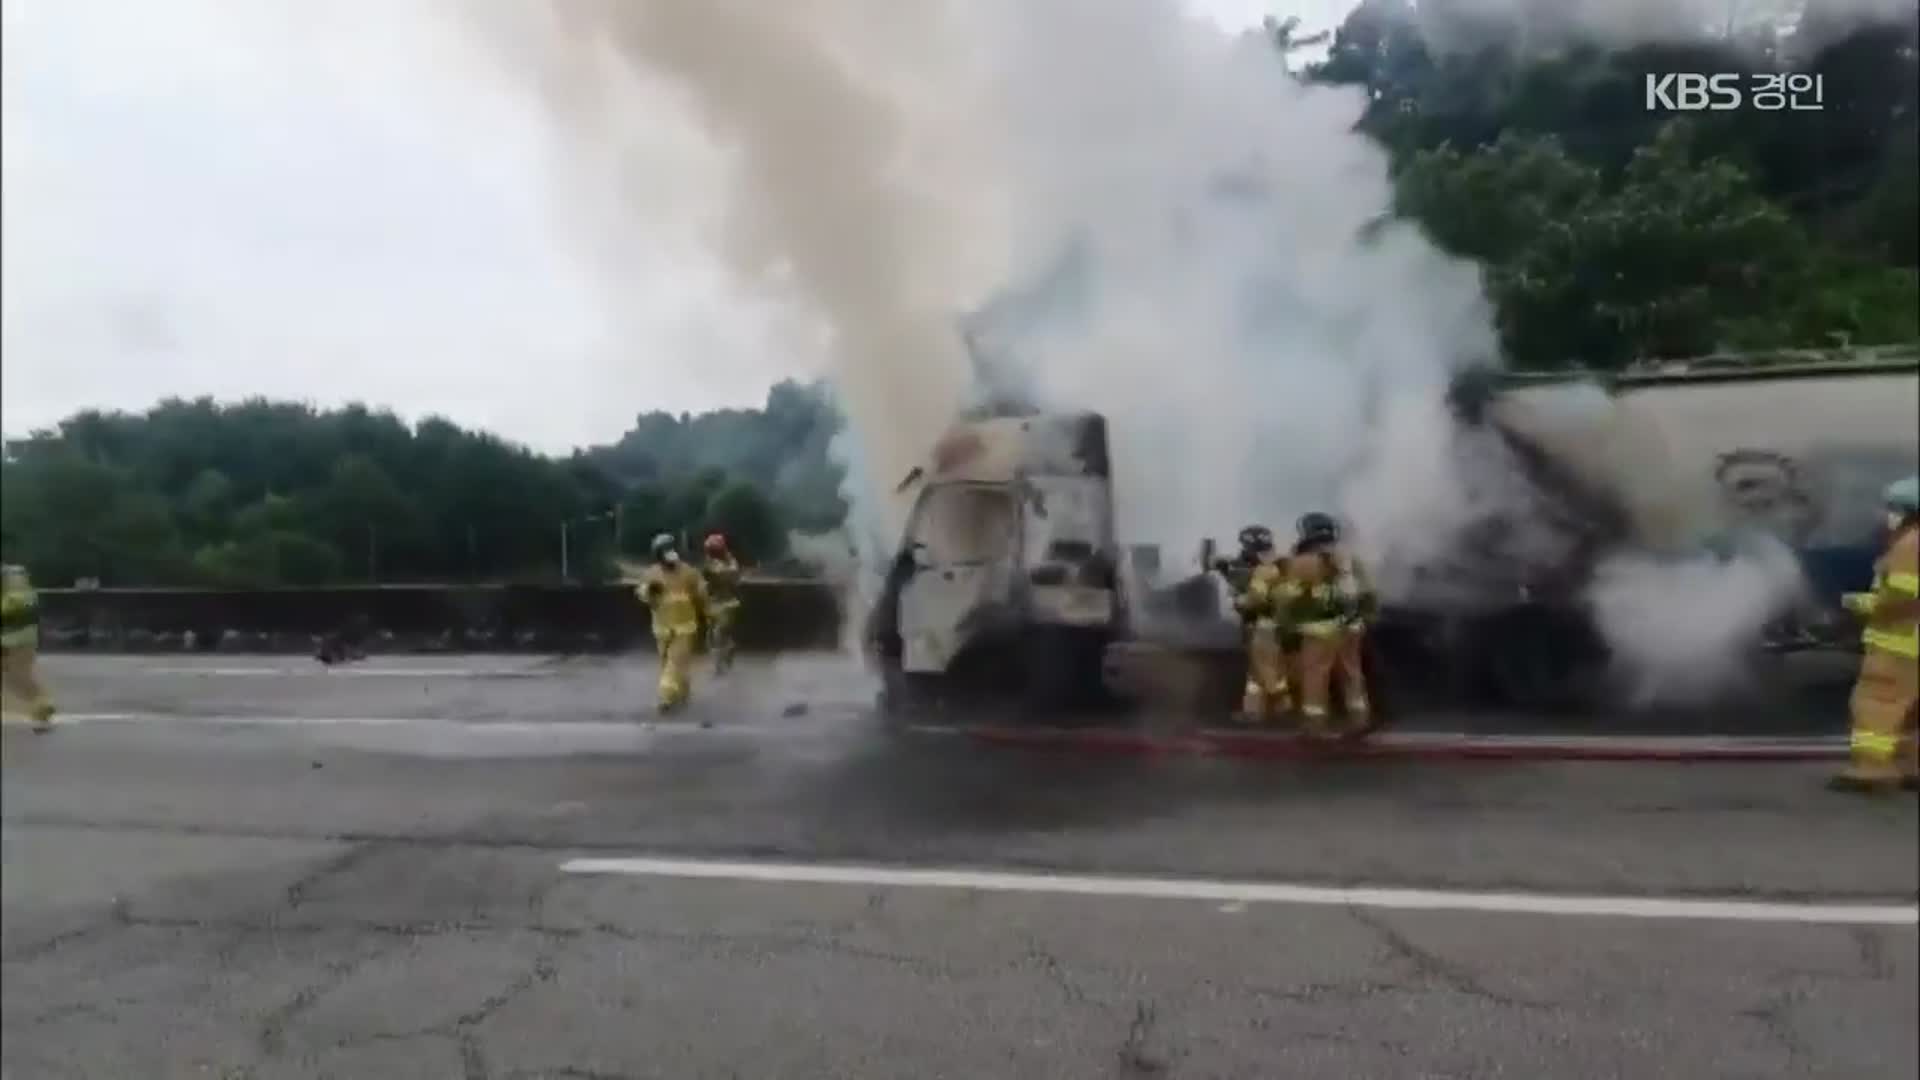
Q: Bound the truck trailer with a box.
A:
[863,347,1920,723]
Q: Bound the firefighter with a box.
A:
[701,532,742,676]
[1337,528,1380,737]
[1224,525,1292,724]
[1217,525,1269,601]
[1287,512,1374,739]
[1,563,56,733]
[637,534,708,714]
[1830,475,1919,794]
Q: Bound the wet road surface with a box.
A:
[4,654,1917,1078]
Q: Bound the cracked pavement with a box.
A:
[4,653,1917,1078]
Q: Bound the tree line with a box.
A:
[3,1,1913,587]
[1302,0,1917,366]
[0,384,841,589]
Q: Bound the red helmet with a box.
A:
[703,533,728,553]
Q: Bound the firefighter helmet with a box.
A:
[1237,524,1275,554]
[1296,512,1339,545]
[1886,475,1920,516]
[650,533,677,559]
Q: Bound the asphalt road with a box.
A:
[4,653,1917,1079]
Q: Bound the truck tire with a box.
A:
[1020,627,1112,722]
[1478,609,1602,714]
[1101,640,1230,719]
[875,662,942,730]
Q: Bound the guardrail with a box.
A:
[34,580,845,654]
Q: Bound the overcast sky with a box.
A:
[0,0,1356,453]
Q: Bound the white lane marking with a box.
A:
[559,856,1920,926]
[135,666,544,678]
[56,712,413,727]
[43,711,845,738]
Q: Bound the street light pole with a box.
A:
[561,511,617,583]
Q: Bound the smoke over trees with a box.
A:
[3,0,1913,587]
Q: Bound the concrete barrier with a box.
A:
[34,579,844,654]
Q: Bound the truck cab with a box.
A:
[865,412,1122,715]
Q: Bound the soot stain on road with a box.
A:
[789,728,1445,836]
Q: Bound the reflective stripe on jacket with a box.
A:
[1235,562,1288,630]
[1287,548,1375,635]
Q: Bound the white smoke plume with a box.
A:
[782,526,860,582]
[823,422,894,654]
[1586,536,1810,707]
[467,0,1010,555]
[471,0,1492,577]
[474,0,1814,707]
[962,0,1498,572]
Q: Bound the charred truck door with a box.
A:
[898,482,1020,674]
[1020,474,1118,628]
[872,411,1121,717]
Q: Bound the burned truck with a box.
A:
[867,347,1920,722]
[863,411,1124,717]
[1422,346,1920,711]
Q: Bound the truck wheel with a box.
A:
[876,664,942,730]
[1101,640,1222,721]
[1019,628,1110,723]
[1482,613,1598,714]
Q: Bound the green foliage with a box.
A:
[0,396,818,588]
[9,8,1917,589]
[585,379,846,534]
[193,532,344,589]
[703,482,784,563]
[0,453,191,586]
[1390,122,1915,365]
[1829,131,1918,268]
[1300,0,1920,368]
